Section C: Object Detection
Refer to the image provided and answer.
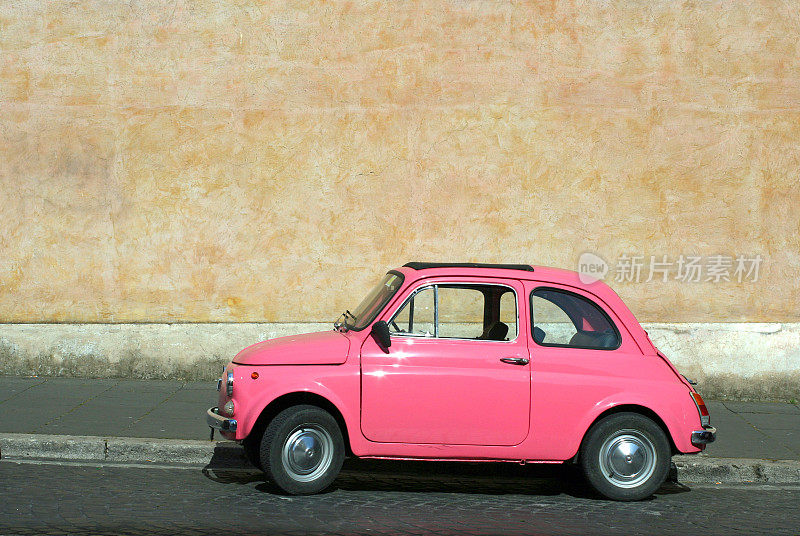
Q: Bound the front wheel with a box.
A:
[260,405,345,495]
[580,412,671,501]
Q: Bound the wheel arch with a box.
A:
[245,391,353,456]
[573,404,678,461]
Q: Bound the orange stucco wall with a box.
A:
[1,1,798,323]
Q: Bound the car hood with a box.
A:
[231,330,350,366]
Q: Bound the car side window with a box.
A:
[389,284,517,342]
[390,286,435,336]
[530,288,620,350]
[438,287,484,339]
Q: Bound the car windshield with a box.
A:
[338,272,404,331]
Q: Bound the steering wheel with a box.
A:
[390,320,400,332]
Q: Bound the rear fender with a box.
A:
[571,392,701,458]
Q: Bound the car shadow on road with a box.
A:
[202,451,692,500]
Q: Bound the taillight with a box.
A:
[691,392,711,427]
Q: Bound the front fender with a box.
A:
[230,364,360,443]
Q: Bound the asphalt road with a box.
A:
[1,459,798,536]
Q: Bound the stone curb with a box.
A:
[0,433,243,466]
[2,433,799,484]
[672,454,800,484]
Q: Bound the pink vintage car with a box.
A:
[207,262,715,500]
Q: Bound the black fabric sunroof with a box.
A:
[403,262,535,272]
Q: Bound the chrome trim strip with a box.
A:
[433,285,439,338]
[226,371,234,397]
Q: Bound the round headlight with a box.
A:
[223,400,235,416]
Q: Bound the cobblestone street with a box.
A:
[1,459,798,536]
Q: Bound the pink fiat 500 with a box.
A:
[207,262,715,500]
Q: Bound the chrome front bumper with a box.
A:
[207,406,237,432]
[691,426,717,446]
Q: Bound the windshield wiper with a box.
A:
[334,310,357,332]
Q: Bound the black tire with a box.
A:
[260,405,345,495]
[580,412,671,501]
[242,434,262,470]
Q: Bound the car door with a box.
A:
[525,281,644,460]
[360,277,531,446]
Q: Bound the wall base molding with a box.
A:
[1,322,797,401]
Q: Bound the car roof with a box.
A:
[390,262,654,354]
[396,262,583,285]
[403,262,535,272]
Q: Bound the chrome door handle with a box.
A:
[500,357,529,365]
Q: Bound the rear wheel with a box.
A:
[580,412,671,501]
[260,405,345,495]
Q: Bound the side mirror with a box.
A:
[371,320,392,349]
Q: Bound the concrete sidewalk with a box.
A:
[0,376,214,440]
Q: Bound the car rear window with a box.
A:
[530,288,620,350]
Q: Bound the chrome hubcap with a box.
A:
[281,425,334,482]
[598,430,656,488]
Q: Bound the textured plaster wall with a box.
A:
[1,0,799,324]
